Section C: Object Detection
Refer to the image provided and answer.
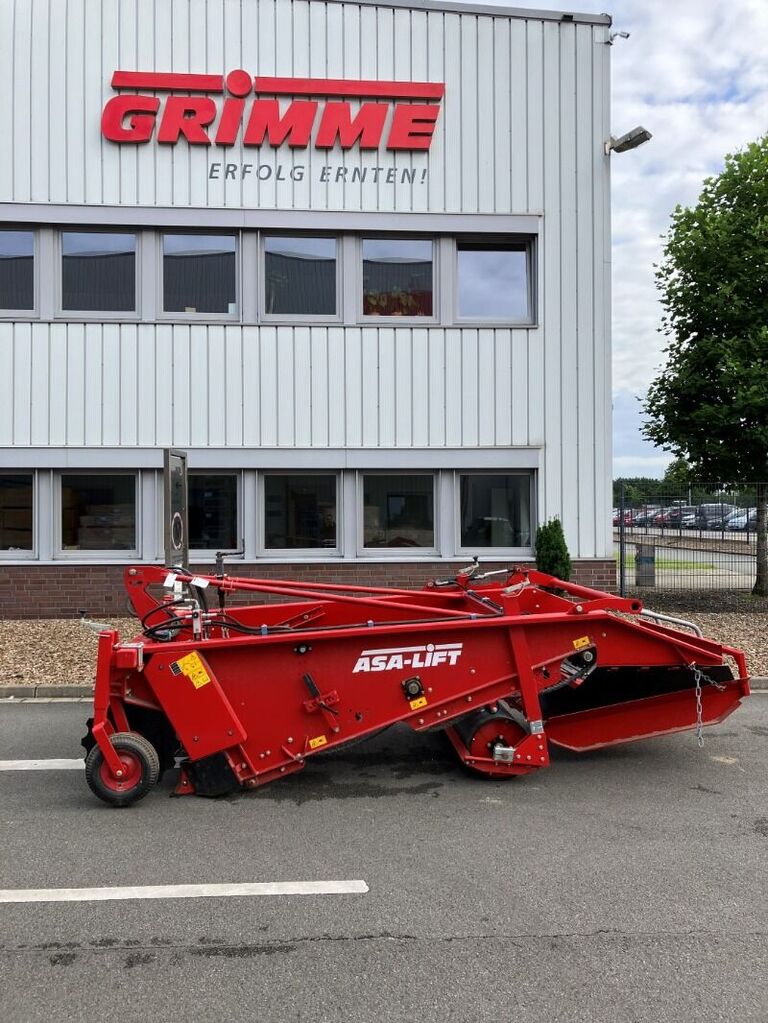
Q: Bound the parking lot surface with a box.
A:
[1,696,766,1022]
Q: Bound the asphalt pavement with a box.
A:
[1,696,767,1023]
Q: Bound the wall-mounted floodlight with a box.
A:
[605,126,652,155]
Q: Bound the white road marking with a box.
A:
[0,759,84,771]
[0,880,369,904]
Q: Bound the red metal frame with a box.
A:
[87,566,750,800]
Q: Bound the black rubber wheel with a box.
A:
[85,732,160,807]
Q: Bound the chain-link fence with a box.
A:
[614,482,765,593]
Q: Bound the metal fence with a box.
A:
[614,482,764,593]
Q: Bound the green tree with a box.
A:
[662,457,692,485]
[535,518,571,581]
[643,136,768,595]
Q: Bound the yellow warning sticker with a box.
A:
[573,636,591,651]
[409,696,428,710]
[175,651,211,690]
[309,735,328,750]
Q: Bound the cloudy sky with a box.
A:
[480,0,768,477]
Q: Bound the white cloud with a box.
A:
[475,0,768,475]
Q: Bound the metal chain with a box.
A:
[693,667,704,748]
[691,663,727,748]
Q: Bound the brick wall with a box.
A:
[0,559,617,619]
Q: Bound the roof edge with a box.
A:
[325,0,611,26]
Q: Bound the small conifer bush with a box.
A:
[535,518,572,581]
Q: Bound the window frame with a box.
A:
[187,470,242,556]
[157,230,241,323]
[358,234,439,325]
[55,470,140,560]
[56,228,141,321]
[0,471,36,559]
[0,227,38,320]
[453,236,536,327]
[357,470,439,557]
[259,232,342,324]
[259,470,341,557]
[455,470,536,556]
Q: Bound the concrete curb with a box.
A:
[1,679,767,699]
[0,684,94,699]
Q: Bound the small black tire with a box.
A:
[85,731,160,807]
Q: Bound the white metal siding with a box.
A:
[0,0,612,560]
[1,0,608,217]
[0,322,540,449]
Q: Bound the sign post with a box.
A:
[163,449,188,570]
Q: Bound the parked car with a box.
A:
[665,505,697,528]
[727,508,757,531]
[612,508,634,526]
[632,506,661,527]
[682,504,738,530]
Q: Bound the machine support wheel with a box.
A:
[85,732,160,807]
[450,705,529,778]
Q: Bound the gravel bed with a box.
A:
[1,594,766,685]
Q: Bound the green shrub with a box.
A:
[535,518,572,581]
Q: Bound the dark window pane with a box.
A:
[62,232,136,311]
[0,474,33,551]
[363,239,432,316]
[163,234,237,314]
[189,475,238,550]
[264,475,336,549]
[458,242,529,319]
[460,474,532,548]
[0,231,34,310]
[363,474,434,548]
[61,474,136,551]
[264,236,336,315]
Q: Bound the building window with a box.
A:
[60,474,136,552]
[0,474,33,552]
[362,474,435,549]
[362,238,433,317]
[163,234,237,314]
[61,231,136,312]
[189,474,238,550]
[0,230,34,311]
[263,236,336,316]
[457,241,530,321]
[459,473,532,549]
[263,474,337,550]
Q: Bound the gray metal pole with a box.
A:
[619,483,627,596]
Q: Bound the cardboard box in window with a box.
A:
[79,513,135,528]
[0,488,32,511]
[363,505,381,529]
[383,528,433,548]
[76,527,135,549]
[0,509,32,529]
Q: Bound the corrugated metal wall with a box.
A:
[0,0,607,216]
[0,323,537,449]
[0,0,612,559]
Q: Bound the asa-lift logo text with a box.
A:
[353,642,463,674]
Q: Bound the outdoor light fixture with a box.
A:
[605,126,653,155]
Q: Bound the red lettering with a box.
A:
[101,95,160,143]
[386,104,440,150]
[157,96,217,145]
[214,98,246,145]
[314,102,388,149]
[243,99,318,147]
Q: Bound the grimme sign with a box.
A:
[101,70,444,151]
